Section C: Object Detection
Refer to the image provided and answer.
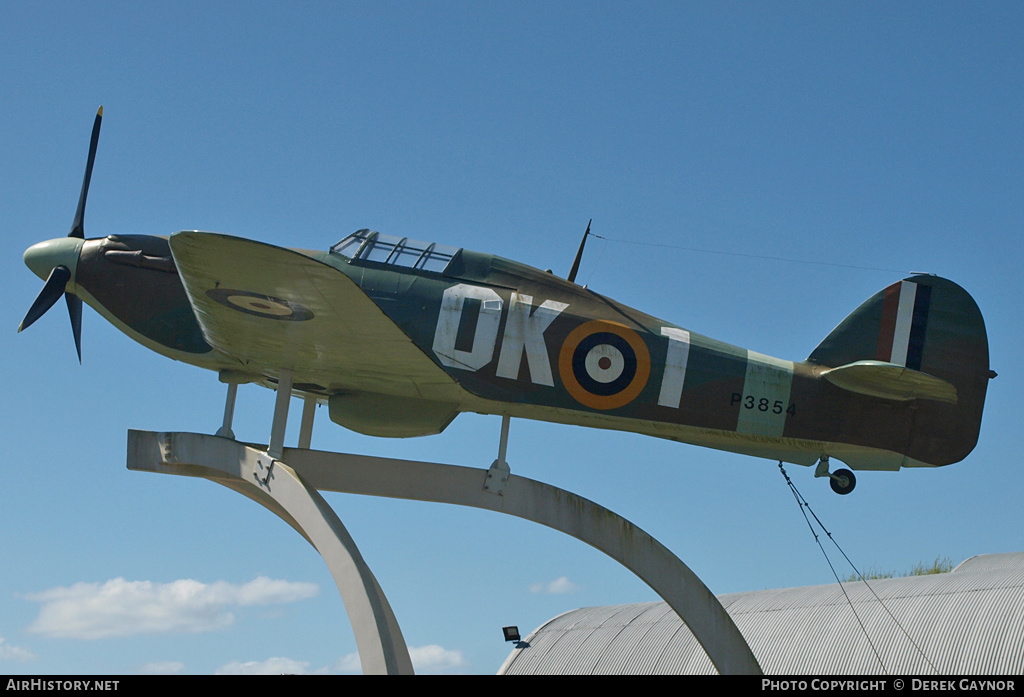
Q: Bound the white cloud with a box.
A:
[336,652,362,672]
[139,661,185,675]
[337,644,468,674]
[0,636,36,662]
[529,576,580,594]
[24,576,319,639]
[409,644,468,672]
[216,657,320,675]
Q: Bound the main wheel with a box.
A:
[830,468,856,495]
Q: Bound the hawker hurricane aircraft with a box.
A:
[20,109,995,494]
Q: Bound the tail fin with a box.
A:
[809,275,993,466]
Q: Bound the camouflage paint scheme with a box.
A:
[43,228,993,475]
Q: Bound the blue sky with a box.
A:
[2,2,1022,675]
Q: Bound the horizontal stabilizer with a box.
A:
[820,360,958,404]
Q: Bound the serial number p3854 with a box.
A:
[730,392,797,417]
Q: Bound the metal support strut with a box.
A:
[215,383,238,439]
[268,368,293,460]
[484,414,512,495]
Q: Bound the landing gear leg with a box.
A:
[814,456,856,495]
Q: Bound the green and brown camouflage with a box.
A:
[22,227,994,484]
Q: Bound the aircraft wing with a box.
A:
[168,231,462,401]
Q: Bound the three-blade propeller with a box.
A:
[18,107,102,362]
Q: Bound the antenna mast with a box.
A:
[567,219,591,284]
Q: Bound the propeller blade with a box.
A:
[66,293,83,363]
[18,265,71,333]
[68,106,103,239]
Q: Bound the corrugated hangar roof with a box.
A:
[499,552,1024,675]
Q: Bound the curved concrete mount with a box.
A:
[126,429,761,675]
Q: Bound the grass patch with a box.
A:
[843,556,954,582]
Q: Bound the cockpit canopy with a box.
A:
[330,229,460,274]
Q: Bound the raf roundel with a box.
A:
[206,289,314,321]
[558,320,651,410]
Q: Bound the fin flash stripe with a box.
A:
[876,281,931,369]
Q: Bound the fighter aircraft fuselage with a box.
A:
[29,228,991,479]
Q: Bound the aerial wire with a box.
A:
[581,236,609,288]
[589,233,908,274]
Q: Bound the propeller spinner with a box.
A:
[18,107,102,362]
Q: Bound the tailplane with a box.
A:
[809,275,993,466]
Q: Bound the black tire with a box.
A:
[830,468,856,495]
